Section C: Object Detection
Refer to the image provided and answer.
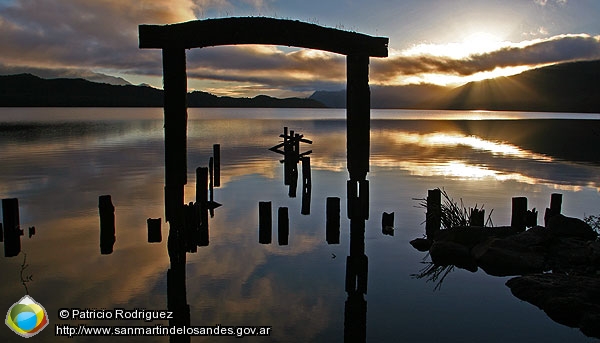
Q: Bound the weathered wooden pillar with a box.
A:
[163,47,187,230]
[2,198,21,257]
[425,189,441,237]
[511,197,528,232]
[346,54,370,182]
[259,201,272,244]
[98,195,116,255]
[326,197,341,244]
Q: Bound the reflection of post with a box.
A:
[167,261,190,343]
[147,218,162,243]
[301,157,312,215]
[98,195,116,255]
[326,197,340,244]
[344,205,368,342]
[346,54,370,182]
[2,198,22,257]
[278,207,289,246]
[259,201,272,244]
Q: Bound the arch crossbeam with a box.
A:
[139,17,388,57]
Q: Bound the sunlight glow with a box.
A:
[389,132,553,161]
[404,32,510,59]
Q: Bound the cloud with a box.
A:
[371,34,600,83]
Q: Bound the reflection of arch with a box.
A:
[139,17,388,219]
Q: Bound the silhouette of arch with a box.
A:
[138,16,388,231]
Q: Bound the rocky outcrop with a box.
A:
[506,274,600,338]
[411,214,600,339]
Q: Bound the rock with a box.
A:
[472,236,547,276]
[432,226,517,249]
[429,241,477,272]
[548,214,598,241]
[409,238,432,252]
[506,274,600,339]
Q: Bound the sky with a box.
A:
[0,0,599,97]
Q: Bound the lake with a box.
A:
[1,108,599,342]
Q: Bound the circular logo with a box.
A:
[6,295,49,338]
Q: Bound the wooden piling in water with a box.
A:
[213,144,220,187]
[425,189,441,238]
[469,208,485,227]
[0,223,3,243]
[2,198,21,257]
[278,207,289,245]
[259,201,272,244]
[301,157,312,215]
[147,218,162,243]
[326,197,341,244]
[544,193,563,227]
[196,167,208,205]
[98,195,116,255]
[511,197,527,232]
[28,226,35,238]
[382,212,394,236]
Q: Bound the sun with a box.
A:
[403,31,509,59]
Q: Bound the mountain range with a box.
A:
[1,59,598,112]
[311,59,600,113]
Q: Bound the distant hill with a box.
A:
[0,74,326,108]
[310,60,600,113]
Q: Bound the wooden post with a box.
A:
[301,157,311,215]
[425,189,441,237]
[469,208,485,227]
[28,226,35,238]
[511,197,528,232]
[196,167,208,205]
[544,193,563,227]
[326,197,340,244]
[213,144,220,187]
[163,47,187,229]
[346,54,370,182]
[147,218,162,243]
[98,195,116,255]
[2,198,21,257]
[278,207,289,245]
[259,201,272,244]
[0,223,3,243]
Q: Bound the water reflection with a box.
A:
[1,109,598,342]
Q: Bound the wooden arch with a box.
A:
[138,17,388,224]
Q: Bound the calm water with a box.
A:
[1,108,599,342]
